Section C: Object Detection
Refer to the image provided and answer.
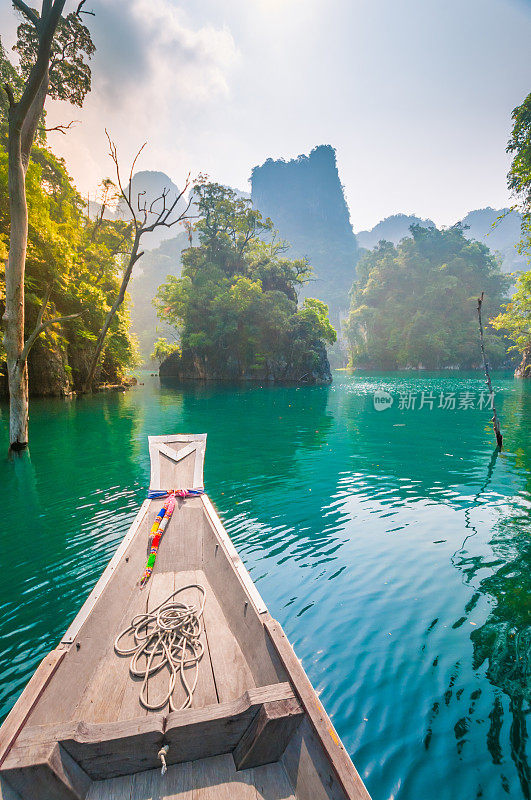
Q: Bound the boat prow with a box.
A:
[0,434,371,800]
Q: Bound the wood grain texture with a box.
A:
[1,742,91,800]
[9,684,297,781]
[252,763,296,800]
[200,571,255,703]
[233,698,303,771]
[202,515,285,689]
[191,754,256,800]
[131,763,192,799]
[27,507,150,727]
[86,774,132,800]
[0,647,66,767]
[83,758,295,800]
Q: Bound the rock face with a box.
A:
[251,145,359,325]
[159,344,332,385]
[515,347,531,378]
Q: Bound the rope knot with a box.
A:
[158,744,169,775]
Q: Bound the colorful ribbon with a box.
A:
[147,488,204,500]
[139,488,204,587]
[140,494,176,587]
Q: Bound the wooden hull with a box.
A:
[0,435,371,800]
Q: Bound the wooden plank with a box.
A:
[1,742,91,800]
[166,571,217,710]
[8,685,296,782]
[191,754,256,800]
[86,774,132,800]
[60,716,165,779]
[154,504,203,574]
[61,501,151,645]
[163,684,295,768]
[75,580,148,724]
[233,698,303,771]
[144,571,175,712]
[148,434,206,491]
[0,647,66,767]
[157,442,197,465]
[201,496,267,614]
[28,506,151,727]
[200,572,255,703]
[131,763,192,799]
[201,515,286,688]
[265,621,370,800]
[252,763,296,800]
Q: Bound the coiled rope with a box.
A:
[114,585,206,711]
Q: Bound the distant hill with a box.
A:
[356,208,526,274]
[251,145,359,324]
[357,214,436,249]
[460,207,525,274]
[128,231,190,362]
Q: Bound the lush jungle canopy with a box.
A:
[155,183,337,383]
[346,224,510,370]
[0,38,137,396]
[492,92,531,376]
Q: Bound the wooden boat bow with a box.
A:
[0,434,371,800]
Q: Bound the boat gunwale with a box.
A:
[0,432,372,800]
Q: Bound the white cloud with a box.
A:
[43,0,239,195]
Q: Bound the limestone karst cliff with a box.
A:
[251,145,359,324]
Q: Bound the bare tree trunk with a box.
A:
[83,232,142,391]
[477,292,503,450]
[4,109,30,448]
[2,0,67,449]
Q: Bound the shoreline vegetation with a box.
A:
[0,16,530,418]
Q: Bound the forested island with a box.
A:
[346,225,510,370]
[154,183,337,384]
[1,0,530,450]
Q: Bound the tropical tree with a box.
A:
[150,337,179,365]
[0,141,138,395]
[2,1,94,449]
[346,225,509,370]
[155,183,336,382]
[492,92,531,376]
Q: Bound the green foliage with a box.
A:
[491,271,531,353]
[14,8,94,107]
[155,183,336,380]
[507,93,531,221]
[346,225,510,370]
[499,93,531,363]
[151,338,180,364]
[0,143,137,386]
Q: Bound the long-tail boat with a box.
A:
[0,434,371,800]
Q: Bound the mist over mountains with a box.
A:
[115,149,525,361]
[357,208,525,273]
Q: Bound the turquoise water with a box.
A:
[0,372,529,800]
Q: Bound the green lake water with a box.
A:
[0,371,529,800]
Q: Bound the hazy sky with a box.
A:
[2,0,531,230]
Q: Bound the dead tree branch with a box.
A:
[83,134,194,391]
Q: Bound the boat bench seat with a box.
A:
[0,683,303,800]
